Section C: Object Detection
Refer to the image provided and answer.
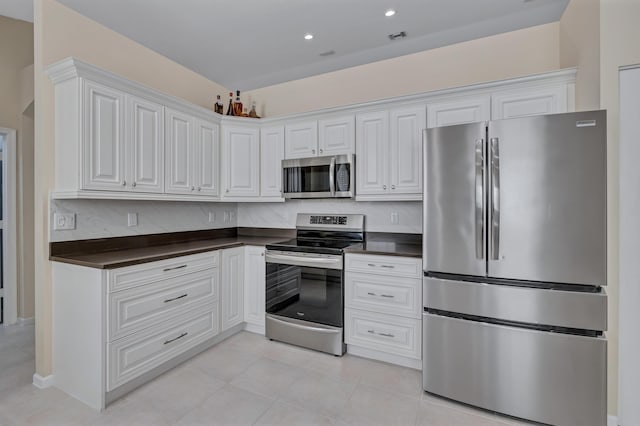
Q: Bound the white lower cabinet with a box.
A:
[243,246,266,333]
[52,250,237,411]
[221,247,245,331]
[345,253,422,369]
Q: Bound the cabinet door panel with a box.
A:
[491,86,568,120]
[222,247,244,331]
[427,96,490,128]
[195,120,219,196]
[128,96,164,193]
[165,108,194,194]
[355,111,389,196]
[83,81,125,191]
[390,106,425,194]
[318,115,355,155]
[244,246,266,329]
[260,125,284,198]
[285,121,318,159]
[222,126,259,197]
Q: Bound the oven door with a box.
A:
[265,250,343,327]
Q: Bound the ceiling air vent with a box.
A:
[388,31,407,41]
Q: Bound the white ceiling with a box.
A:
[1,0,569,90]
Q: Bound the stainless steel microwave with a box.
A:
[282,154,355,199]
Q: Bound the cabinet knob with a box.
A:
[131,182,136,188]
[261,253,264,257]
[226,189,229,193]
[197,187,201,192]
[312,149,316,154]
[391,185,396,190]
[121,180,126,186]
[319,149,323,154]
[191,186,195,191]
[383,185,387,190]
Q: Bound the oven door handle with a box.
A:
[265,252,343,270]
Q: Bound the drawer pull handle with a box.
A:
[378,332,395,338]
[367,292,376,296]
[381,265,395,269]
[380,294,394,298]
[367,329,376,334]
[367,263,377,267]
[163,265,187,272]
[164,293,188,303]
[164,332,188,345]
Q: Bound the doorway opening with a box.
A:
[0,128,17,325]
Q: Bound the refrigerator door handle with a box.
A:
[490,137,500,260]
[475,139,485,260]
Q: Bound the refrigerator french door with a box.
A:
[423,111,608,426]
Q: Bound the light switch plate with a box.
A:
[53,213,76,230]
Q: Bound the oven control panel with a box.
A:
[310,215,348,225]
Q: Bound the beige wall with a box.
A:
[33,0,229,376]
[599,0,640,416]
[245,23,561,117]
[0,15,35,320]
[560,0,600,110]
[0,15,33,130]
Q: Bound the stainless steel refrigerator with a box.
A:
[422,110,608,426]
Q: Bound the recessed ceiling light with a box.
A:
[304,34,314,40]
[385,9,396,17]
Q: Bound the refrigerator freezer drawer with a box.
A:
[424,277,607,332]
[422,312,607,426]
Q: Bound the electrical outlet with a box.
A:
[208,212,216,223]
[223,211,230,222]
[229,210,236,221]
[127,212,138,227]
[391,212,400,225]
[53,213,76,230]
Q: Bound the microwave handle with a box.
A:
[329,156,336,196]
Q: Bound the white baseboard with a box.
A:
[18,317,35,326]
[608,415,618,426]
[33,373,55,389]
[347,344,422,370]
[243,323,265,335]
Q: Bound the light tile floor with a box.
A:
[0,324,535,425]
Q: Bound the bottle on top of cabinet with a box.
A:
[214,95,224,114]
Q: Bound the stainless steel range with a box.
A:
[264,213,365,356]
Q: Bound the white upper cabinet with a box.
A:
[127,95,164,193]
[194,120,219,197]
[82,80,126,191]
[390,105,426,195]
[427,96,491,128]
[165,108,194,194]
[356,111,389,196]
[491,85,568,120]
[222,125,260,197]
[285,121,318,159]
[260,125,284,198]
[356,106,425,200]
[318,115,355,156]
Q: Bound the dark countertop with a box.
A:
[49,228,294,269]
[345,232,422,258]
[49,228,422,269]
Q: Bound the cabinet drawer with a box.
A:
[107,304,218,391]
[345,309,421,359]
[108,251,219,292]
[345,254,421,278]
[345,272,421,319]
[109,268,219,341]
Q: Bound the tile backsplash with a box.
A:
[49,198,422,242]
[50,199,238,242]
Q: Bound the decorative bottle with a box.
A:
[249,102,260,118]
[233,90,243,116]
[214,95,224,114]
[226,92,234,116]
